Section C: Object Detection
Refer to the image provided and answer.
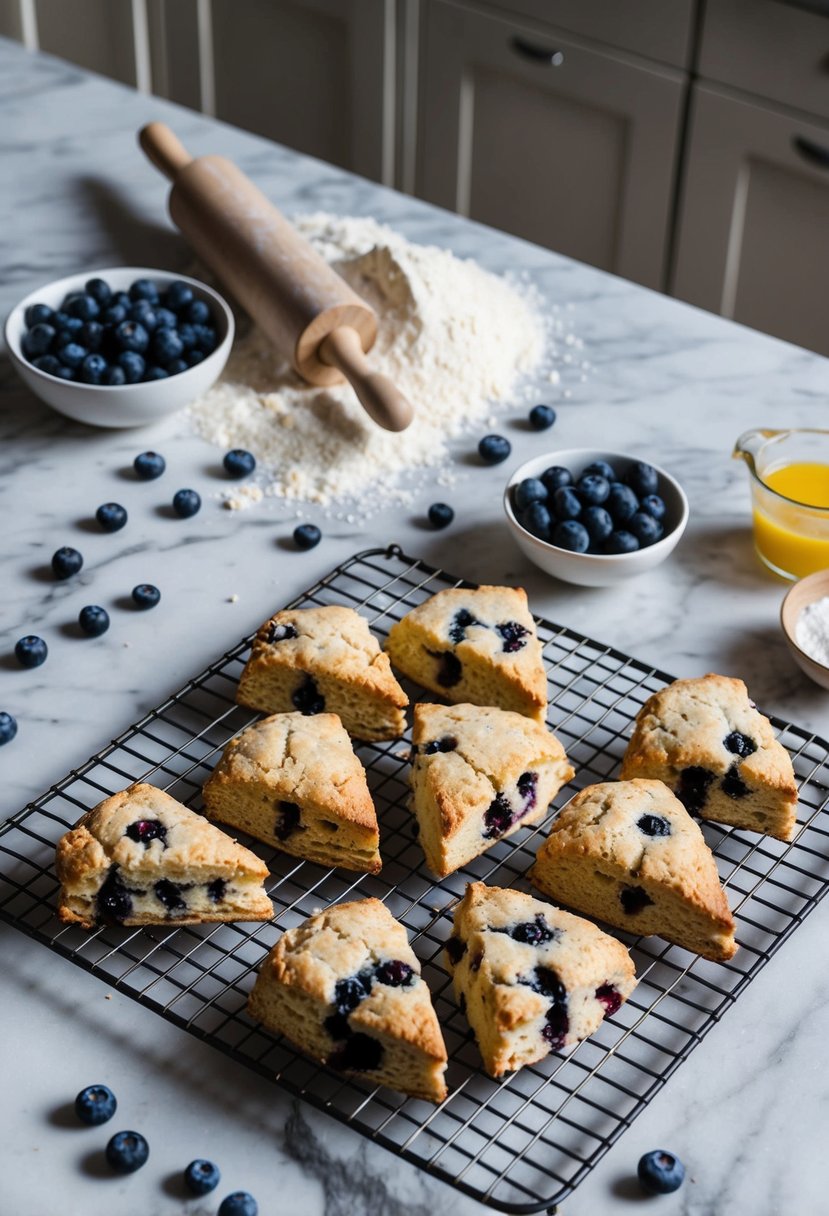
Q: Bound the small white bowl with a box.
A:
[780,569,829,691]
[504,448,689,587]
[4,267,234,428]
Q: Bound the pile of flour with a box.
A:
[188,213,549,512]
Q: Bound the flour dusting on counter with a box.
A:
[188,214,550,511]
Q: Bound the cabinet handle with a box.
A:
[511,37,564,67]
[792,135,829,170]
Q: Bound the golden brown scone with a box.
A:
[445,882,636,1078]
[237,605,408,742]
[248,899,447,1102]
[384,586,547,721]
[530,779,737,962]
[203,712,381,873]
[621,674,798,842]
[410,703,573,877]
[56,783,272,928]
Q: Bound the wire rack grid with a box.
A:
[1,545,828,1214]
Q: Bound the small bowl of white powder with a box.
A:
[781,569,829,690]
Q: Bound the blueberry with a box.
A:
[637,1150,685,1195]
[164,281,194,311]
[126,819,167,845]
[53,312,83,338]
[576,474,610,506]
[167,358,189,375]
[15,636,47,668]
[218,1191,258,1216]
[275,800,301,840]
[552,520,590,552]
[65,293,100,321]
[604,530,639,554]
[173,489,201,518]
[151,326,184,366]
[582,460,617,482]
[553,486,581,520]
[177,322,198,351]
[428,502,454,529]
[628,511,663,547]
[595,984,622,1015]
[224,449,257,478]
[482,792,513,838]
[186,298,211,325]
[582,505,613,547]
[292,674,325,713]
[58,342,87,369]
[640,494,666,521]
[677,766,715,815]
[52,546,83,579]
[626,461,659,498]
[25,302,54,327]
[186,348,206,367]
[22,323,56,358]
[445,936,467,964]
[102,365,126,385]
[144,365,169,381]
[619,884,654,914]
[96,502,128,532]
[607,483,639,525]
[0,712,17,745]
[74,1084,117,1126]
[85,278,112,305]
[134,450,166,481]
[129,278,159,303]
[80,354,108,385]
[428,649,462,688]
[79,606,110,637]
[97,868,132,921]
[511,916,556,945]
[207,878,226,902]
[294,523,321,550]
[540,466,572,494]
[529,404,556,430]
[132,584,161,609]
[478,434,511,465]
[267,622,298,643]
[522,501,552,541]
[155,878,187,911]
[185,1159,221,1196]
[514,477,548,511]
[113,291,131,310]
[128,301,158,331]
[79,320,104,352]
[102,304,127,326]
[328,1032,383,1072]
[495,621,529,652]
[191,323,218,353]
[423,735,458,754]
[637,814,671,837]
[374,960,414,987]
[105,1130,149,1174]
[33,354,62,376]
[154,306,177,329]
[334,971,374,1014]
[118,351,146,383]
[724,731,757,758]
[722,764,750,799]
[55,365,77,381]
[449,607,480,643]
[114,320,150,354]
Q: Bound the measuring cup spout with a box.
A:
[732,428,784,474]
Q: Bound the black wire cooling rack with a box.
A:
[2,545,828,1213]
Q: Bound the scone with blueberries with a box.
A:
[621,673,798,842]
[203,712,381,873]
[237,605,408,742]
[445,882,636,1078]
[248,899,447,1102]
[531,779,737,961]
[56,783,272,928]
[384,586,547,722]
[410,703,574,877]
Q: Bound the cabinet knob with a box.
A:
[792,135,829,170]
[510,37,564,67]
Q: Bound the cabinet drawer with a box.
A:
[700,0,829,122]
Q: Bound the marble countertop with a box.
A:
[1,36,826,1216]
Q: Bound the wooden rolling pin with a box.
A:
[139,122,413,432]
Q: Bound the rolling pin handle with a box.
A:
[320,327,414,432]
[139,122,193,182]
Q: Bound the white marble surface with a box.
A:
[1,36,827,1216]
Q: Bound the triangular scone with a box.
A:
[56,783,272,929]
[248,899,447,1102]
[411,703,574,877]
[445,882,636,1077]
[530,779,737,961]
[203,713,381,874]
[236,606,408,742]
[621,674,798,842]
[385,586,547,722]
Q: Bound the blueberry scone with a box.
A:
[384,586,547,722]
[621,674,798,842]
[530,779,737,961]
[410,703,574,877]
[445,882,636,1077]
[237,606,408,742]
[248,899,447,1101]
[56,783,272,928]
[203,712,381,873]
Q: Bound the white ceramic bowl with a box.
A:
[4,267,234,428]
[780,568,829,691]
[504,448,689,587]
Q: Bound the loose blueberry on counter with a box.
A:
[552,520,590,553]
[75,1084,117,1125]
[626,461,659,498]
[529,404,556,430]
[478,434,511,465]
[126,819,167,845]
[423,735,458,754]
[275,800,301,841]
[582,505,613,548]
[292,674,325,714]
[0,712,18,745]
[25,302,54,327]
[619,884,654,914]
[132,584,161,610]
[446,935,467,964]
[514,477,548,511]
[637,814,671,837]
[553,486,582,521]
[495,621,529,652]
[224,448,257,478]
[595,984,622,1016]
[428,501,454,529]
[267,622,298,643]
[640,493,666,521]
[606,482,639,525]
[722,764,750,799]
[105,1130,150,1174]
[375,960,414,987]
[114,319,150,354]
[79,605,110,637]
[521,501,552,541]
[96,502,128,532]
[677,766,714,815]
[52,546,83,579]
[129,278,159,304]
[724,731,757,757]
[134,450,166,480]
[628,511,663,548]
[218,1192,258,1216]
[583,460,617,482]
[604,530,639,554]
[173,488,201,518]
[637,1150,686,1195]
[576,474,610,506]
[118,351,145,383]
[541,466,573,494]
[294,523,321,550]
[184,1158,221,1196]
[15,635,47,668]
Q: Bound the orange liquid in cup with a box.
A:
[752,462,829,579]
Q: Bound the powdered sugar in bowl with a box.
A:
[780,569,829,691]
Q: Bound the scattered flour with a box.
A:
[795,596,829,666]
[188,213,551,512]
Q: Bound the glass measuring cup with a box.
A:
[733,428,829,580]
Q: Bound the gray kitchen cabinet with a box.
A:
[415,0,686,289]
[671,85,829,357]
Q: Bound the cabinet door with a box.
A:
[416,0,685,289]
[672,86,829,357]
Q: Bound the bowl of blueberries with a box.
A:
[5,267,234,427]
[504,448,688,586]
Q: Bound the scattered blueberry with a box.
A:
[218,1191,258,1216]
[478,434,511,465]
[184,1159,221,1196]
[224,449,257,478]
[582,460,617,482]
[640,493,666,521]
[637,1150,686,1195]
[0,712,17,745]
[541,465,573,495]
[628,512,663,547]
[514,477,548,511]
[25,302,54,327]
[626,461,659,498]
[294,523,321,550]
[576,474,610,506]
[552,520,590,552]
[79,353,108,384]
[604,530,639,554]
[529,404,556,430]
[510,916,556,945]
[105,1130,149,1174]
[133,450,166,480]
[521,501,552,541]
[606,483,639,525]
[15,636,47,668]
[132,584,161,610]
[96,502,128,532]
[51,546,83,579]
[118,351,146,383]
[553,486,582,520]
[582,505,613,547]
[74,1084,117,1126]
[129,278,159,304]
[79,606,110,637]
[428,502,454,529]
[172,489,201,518]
